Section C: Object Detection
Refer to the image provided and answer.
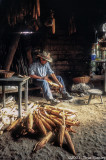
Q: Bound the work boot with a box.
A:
[49,98,60,105]
[62,92,73,100]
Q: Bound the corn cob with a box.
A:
[39,111,56,127]
[46,114,62,126]
[27,113,35,134]
[40,117,52,131]
[45,109,62,117]
[34,113,47,135]
[42,110,62,126]
[33,131,53,152]
[47,80,59,88]
[64,130,76,155]
[7,118,22,131]
[58,110,65,147]
[58,125,65,147]
[45,106,77,114]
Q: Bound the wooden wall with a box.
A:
[44,34,91,85]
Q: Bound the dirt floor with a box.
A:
[0,93,106,160]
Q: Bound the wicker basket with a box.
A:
[73,76,90,84]
[0,70,15,78]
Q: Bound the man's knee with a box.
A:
[56,75,62,81]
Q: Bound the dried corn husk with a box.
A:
[65,114,76,120]
[33,131,53,152]
[67,127,76,133]
[65,130,76,155]
[28,102,34,110]
[65,120,80,126]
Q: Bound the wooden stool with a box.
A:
[88,89,103,104]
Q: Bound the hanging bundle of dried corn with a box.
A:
[37,0,40,17]
[33,5,36,19]
[35,10,38,20]
[52,18,55,34]
[34,0,38,20]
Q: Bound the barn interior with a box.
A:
[0,0,106,159]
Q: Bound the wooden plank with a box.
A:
[0,86,41,94]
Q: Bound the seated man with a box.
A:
[28,51,72,104]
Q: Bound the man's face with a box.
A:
[40,57,47,65]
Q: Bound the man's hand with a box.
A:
[58,82,63,88]
[42,76,50,81]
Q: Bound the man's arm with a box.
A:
[50,73,63,88]
[29,74,42,79]
[29,74,49,80]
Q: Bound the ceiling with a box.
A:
[0,0,106,37]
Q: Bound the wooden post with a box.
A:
[4,35,20,71]
[26,47,33,65]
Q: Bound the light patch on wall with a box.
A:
[102,23,106,32]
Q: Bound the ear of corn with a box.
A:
[27,113,35,134]
[34,114,47,135]
[42,111,62,126]
[50,116,62,126]
[40,117,52,131]
[37,0,40,17]
[64,130,76,155]
[27,113,33,129]
[39,111,56,127]
[45,108,61,117]
[52,18,55,34]
[58,125,65,147]
[7,118,22,131]
[33,131,53,152]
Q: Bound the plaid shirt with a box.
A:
[28,60,54,77]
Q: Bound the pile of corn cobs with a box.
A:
[6,105,80,155]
